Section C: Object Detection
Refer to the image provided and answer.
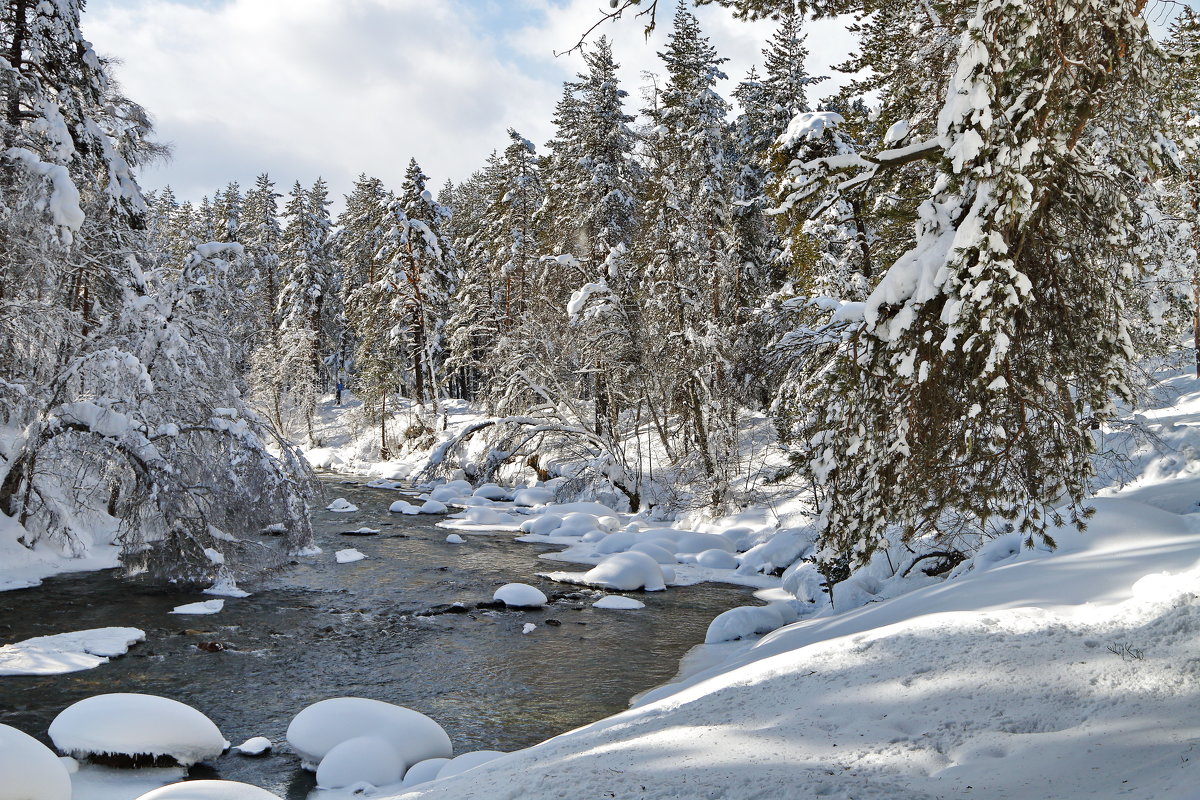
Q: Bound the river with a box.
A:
[0,478,752,798]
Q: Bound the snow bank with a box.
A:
[0,723,72,800]
[286,698,451,773]
[0,627,144,676]
[583,552,666,591]
[436,750,505,779]
[170,600,223,615]
[316,736,404,789]
[132,780,281,799]
[48,693,227,767]
[493,583,547,608]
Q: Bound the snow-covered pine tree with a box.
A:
[276,178,335,445]
[716,0,1181,569]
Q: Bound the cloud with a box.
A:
[85,0,859,208]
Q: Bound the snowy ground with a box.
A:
[4,372,1200,798]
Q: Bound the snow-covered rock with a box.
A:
[48,693,227,767]
[233,737,271,756]
[580,530,606,543]
[512,487,555,506]
[335,549,366,564]
[639,528,736,555]
[325,498,358,513]
[592,595,645,610]
[315,735,404,789]
[705,603,799,644]
[0,627,144,676]
[519,515,563,536]
[286,698,451,773]
[170,600,223,615]
[0,723,72,800]
[472,483,511,501]
[459,508,511,526]
[695,549,739,570]
[203,574,250,598]
[445,534,466,544]
[593,531,637,555]
[556,513,601,537]
[389,500,419,514]
[132,781,281,800]
[419,499,449,514]
[521,623,537,635]
[628,541,677,564]
[736,528,812,575]
[402,757,450,787]
[436,750,506,779]
[493,583,548,608]
[583,552,666,591]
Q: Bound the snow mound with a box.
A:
[436,750,506,779]
[286,698,451,773]
[402,757,450,787]
[234,737,271,756]
[583,552,666,591]
[555,513,603,537]
[390,500,420,514]
[592,595,645,610]
[48,693,227,767]
[445,534,466,544]
[0,627,144,676]
[203,574,250,598]
[0,723,72,800]
[420,499,449,514]
[695,549,739,569]
[512,487,555,506]
[628,541,676,564]
[472,483,512,501]
[705,603,799,644]
[325,498,358,513]
[594,531,637,555]
[335,549,366,564]
[132,781,281,799]
[459,508,511,526]
[519,515,563,536]
[316,735,404,789]
[521,623,537,634]
[493,583,548,608]
[170,600,223,615]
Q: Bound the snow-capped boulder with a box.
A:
[436,750,506,779]
[0,723,71,800]
[419,500,448,515]
[48,693,227,767]
[593,531,637,555]
[493,583,547,608]
[325,498,358,513]
[547,501,618,517]
[596,515,622,533]
[639,528,735,555]
[736,528,813,575]
[429,485,470,503]
[402,757,450,787]
[719,526,756,551]
[132,781,281,800]
[555,513,602,537]
[629,541,677,564]
[705,603,800,644]
[335,549,366,564]
[459,508,510,526]
[592,595,645,610]
[781,560,825,603]
[316,736,404,789]
[445,534,466,544]
[472,484,511,501]
[389,500,419,514]
[286,698,451,773]
[696,549,739,570]
[234,737,271,756]
[512,487,555,507]
[170,600,223,615]
[583,552,666,591]
[580,530,606,543]
[519,515,563,536]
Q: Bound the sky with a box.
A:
[83,0,859,209]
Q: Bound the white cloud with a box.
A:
[85,0,859,208]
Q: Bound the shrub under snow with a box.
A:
[48,693,227,767]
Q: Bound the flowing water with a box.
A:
[0,478,752,797]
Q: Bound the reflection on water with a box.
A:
[0,478,751,798]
